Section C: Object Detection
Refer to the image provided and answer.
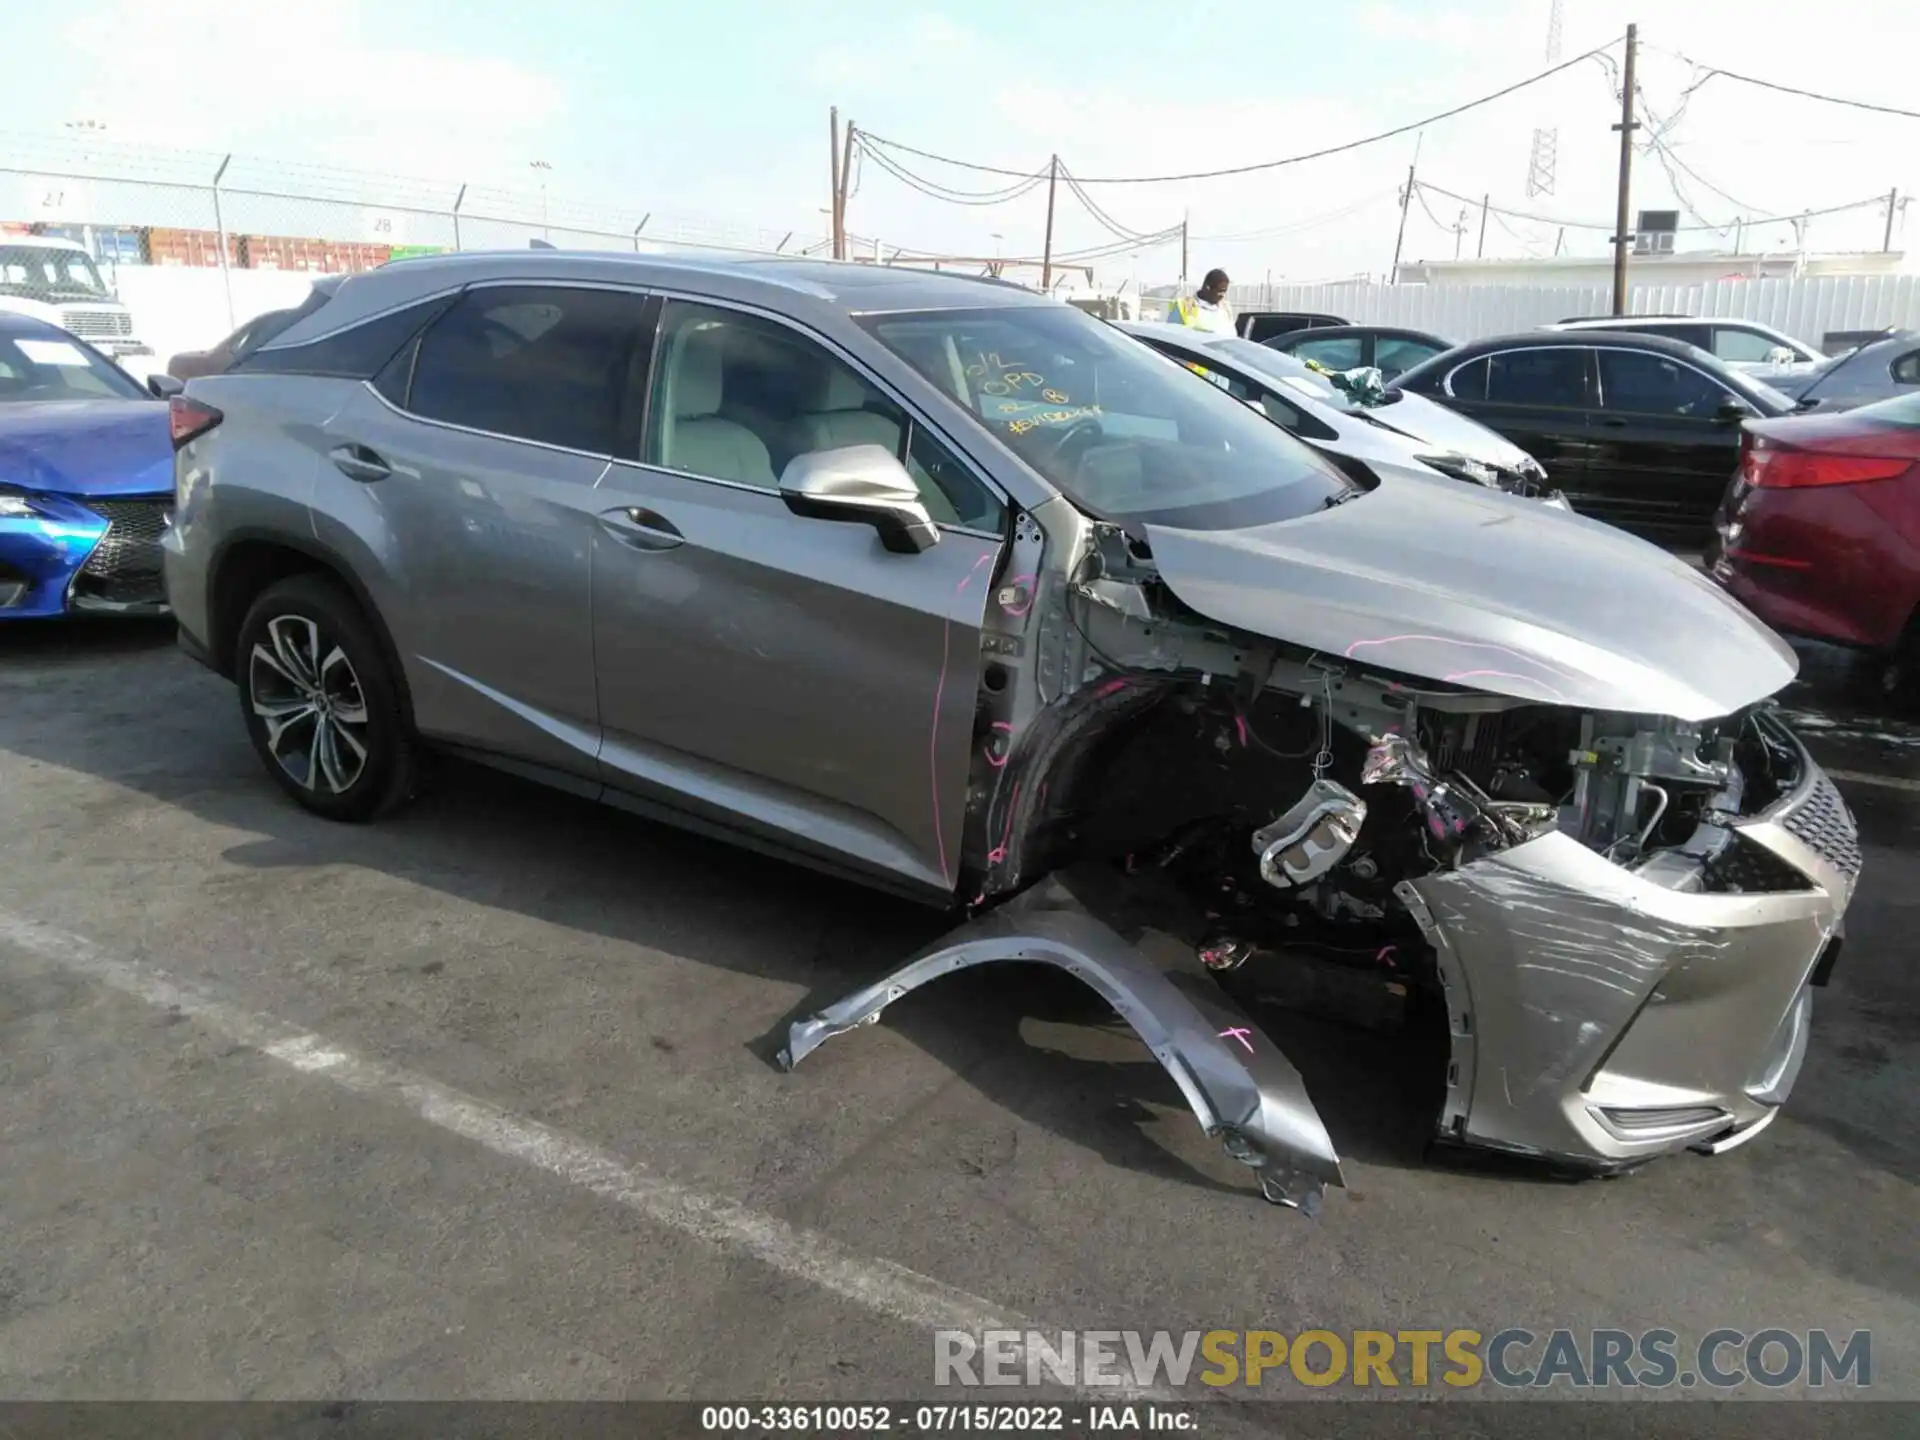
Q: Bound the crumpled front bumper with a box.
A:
[0,493,172,619]
[1400,716,1856,1169]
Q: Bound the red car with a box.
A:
[1709,392,1920,691]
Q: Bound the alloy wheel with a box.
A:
[247,614,371,795]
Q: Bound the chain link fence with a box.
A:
[2,130,832,369]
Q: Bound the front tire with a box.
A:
[236,575,415,821]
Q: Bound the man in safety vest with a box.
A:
[1166,269,1235,336]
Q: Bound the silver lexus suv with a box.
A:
[163,253,1856,1212]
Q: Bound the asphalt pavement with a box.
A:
[0,620,1914,1425]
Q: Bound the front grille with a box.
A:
[1780,770,1862,882]
[59,309,133,339]
[1701,832,1813,894]
[79,498,171,582]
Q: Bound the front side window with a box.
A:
[1482,348,1589,408]
[0,245,110,302]
[643,301,1003,530]
[1712,326,1787,364]
[1597,349,1733,417]
[860,305,1355,530]
[408,286,645,453]
[0,330,145,402]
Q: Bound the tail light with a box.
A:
[169,394,224,451]
[1743,432,1915,489]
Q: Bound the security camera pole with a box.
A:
[1610,23,1639,315]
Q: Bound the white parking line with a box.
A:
[0,906,1175,1395]
[1826,768,1920,794]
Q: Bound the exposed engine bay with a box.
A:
[785,505,1854,1215]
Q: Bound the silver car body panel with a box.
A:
[1143,465,1798,721]
[1750,330,1920,412]
[162,251,1859,1208]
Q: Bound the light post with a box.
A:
[529,160,552,238]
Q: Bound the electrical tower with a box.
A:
[1524,0,1564,197]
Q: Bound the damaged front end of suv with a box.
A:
[783,468,1858,1214]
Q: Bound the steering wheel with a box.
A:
[1022,414,1105,473]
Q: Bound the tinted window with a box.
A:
[1892,350,1920,385]
[1445,356,1489,401]
[1597,349,1733,417]
[409,286,644,453]
[235,293,457,379]
[1712,327,1786,364]
[1483,348,1589,407]
[644,300,1003,530]
[860,305,1356,530]
[1375,336,1446,376]
[1289,335,1365,372]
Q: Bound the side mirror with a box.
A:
[147,373,184,399]
[1715,398,1754,425]
[778,444,939,555]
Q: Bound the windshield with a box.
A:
[859,306,1356,529]
[0,245,111,302]
[0,329,146,402]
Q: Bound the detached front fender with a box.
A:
[779,869,1344,1211]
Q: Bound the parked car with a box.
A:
[1393,330,1799,546]
[0,311,173,618]
[0,234,154,371]
[1707,391,1920,694]
[1746,329,1920,414]
[1544,315,1824,375]
[165,279,342,382]
[164,253,1851,1212]
[1235,309,1347,343]
[1261,325,1452,381]
[1116,321,1550,496]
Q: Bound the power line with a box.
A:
[1191,190,1399,242]
[1666,57,1920,122]
[856,41,1619,185]
[1057,162,1161,242]
[1415,177,1889,237]
[856,139,1047,206]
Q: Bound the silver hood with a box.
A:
[1144,466,1797,720]
[1350,390,1539,475]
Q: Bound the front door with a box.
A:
[1434,345,1597,495]
[314,282,650,779]
[1586,346,1745,545]
[591,298,1007,897]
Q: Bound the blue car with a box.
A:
[0,311,173,617]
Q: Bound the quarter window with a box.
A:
[407,285,646,453]
[1597,349,1733,417]
[642,301,1003,530]
[1891,350,1920,385]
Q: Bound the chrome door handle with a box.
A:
[600,505,684,550]
[329,444,391,483]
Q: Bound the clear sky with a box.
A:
[4,0,1916,282]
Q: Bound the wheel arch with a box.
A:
[209,529,416,732]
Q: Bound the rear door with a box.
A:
[1430,344,1596,493]
[1586,346,1747,544]
[315,282,649,779]
[589,296,1008,898]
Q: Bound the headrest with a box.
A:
[673,326,727,418]
[817,365,870,413]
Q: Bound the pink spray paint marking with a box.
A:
[1343,633,1582,685]
[929,547,1000,888]
[1375,944,1398,966]
[1441,669,1571,704]
[1093,678,1129,699]
[1234,715,1249,749]
[1219,1026,1256,1055]
[986,782,1022,865]
[984,721,1014,769]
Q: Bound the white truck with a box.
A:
[0,233,153,372]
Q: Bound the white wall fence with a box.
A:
[1227,275,1920,347]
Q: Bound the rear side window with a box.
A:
[408,285,648,454]
[1483,348,1589,407]
[1711,326,1784,364]
[231,293,457,378]
[1597,349,1732,416]
[1891,350,1920,385]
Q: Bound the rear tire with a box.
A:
[1877,622,1920,710]
[235,575,416,821]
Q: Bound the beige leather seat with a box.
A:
[796,370,961,525]
[660,326,776,488]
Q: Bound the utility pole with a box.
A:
[829,107,843,262]
[1609,22,1639,316]
[1454,208,1469,259]
[836,120,857,261]
[1477,193,1490,258]
[1886,187,1900,252]
[1180,213,1189,287]
[1389,134,1421,284]
[1040,155,1059,291]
